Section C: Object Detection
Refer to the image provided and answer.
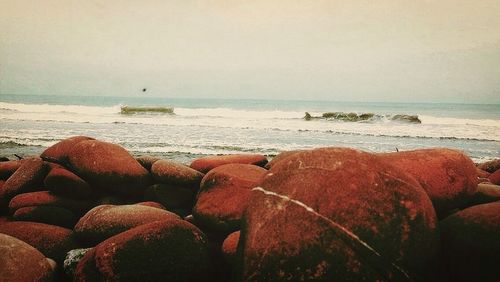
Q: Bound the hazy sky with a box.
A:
[1,1,499,103]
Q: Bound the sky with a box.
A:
[1,0,499,103]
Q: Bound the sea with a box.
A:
[0,94,499,164]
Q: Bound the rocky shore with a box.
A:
[0,136,499,281]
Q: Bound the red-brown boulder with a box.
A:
[9,191,92,216]
[144,184,194,210]
[379,148,478,218]
[74,204,179,245]
[439,201,500,282]
[90,219,210,281]
[222,230,240,266]
[136,155,160,170]
[44,167,92,199]
[151,159,204,189]
[193,164,267,234]
[0,160,24,180]
[40,136,94,165]
[465,183,500,207]
[190,154,268,173]
[0,158,48,202]
[67,140,152,196]
[74,248,101,282]
[240,148,438,281]
[13,206,77,228]
[264,150,303,169]
[0,233,54,282]
[488,169,500,185]
[477,158,500,173]
[0,221,80,263]
[136,201,167,209]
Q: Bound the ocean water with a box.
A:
[0,94,499,163]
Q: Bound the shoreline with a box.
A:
[1,136,499,281]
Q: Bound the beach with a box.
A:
[0,135,499,281]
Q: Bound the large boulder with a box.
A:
[13,205,77,228]
[488,169,500,185]
[379,148,478,218]
[465,183,500,207]
[136,155,161,170]
[40,136,94,165]
[193,164,267,234]
[477,158,500,173]
[190,154,268,173]
[240,148,439,281]
[439,201,500,282]
[0,160,24,180]
[265,150,303,169]
[222,230,240,266]
[67,140,152,196]
[0,158,48,202]
[74,204,179,245]
[76,219,211,281]
[9,191,92,216]
[0,221,80,263]
[0,233,54,281]
[151,159,204,189]
[144,184,194,210]
[44,167,92,199]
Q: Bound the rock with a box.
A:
[477,158,500,173]
[0,158,48,202]
[464,183,500,209]
[222,231,240,266]
[476,167,490,178]
[0,221,80,263]
[144,184,194,210]
[151,159,204,189]
[9,191,92,216]
[64,248,92,279]
[90,219,210,281]
[488,169,500,185]
[240,148,438,281]
[74,248,101,282]
[136,155,160,170]
[67,140,152,196]
[13,206,78,228]
[439,201,500,282]
[190,154,268,173]
[74,204,179,246]
[265,150,303,169]
[0,156,9,161]
[0,160,23,180]
[0,233,54,282]
[390,114,421,123]
[379,148,478,218]
[44,167,92,199]
[135,201,167,210]
[193,164,267,234]
[40,136,94,165]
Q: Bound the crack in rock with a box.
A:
[251,186,412,282]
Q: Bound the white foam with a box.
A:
[0,102,120,115]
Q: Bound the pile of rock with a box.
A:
[0,135,499,282]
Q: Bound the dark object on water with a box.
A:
[120,106,174,114]
[391,114,421,124]
[303,111,421,123]
[14,154,23,160]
